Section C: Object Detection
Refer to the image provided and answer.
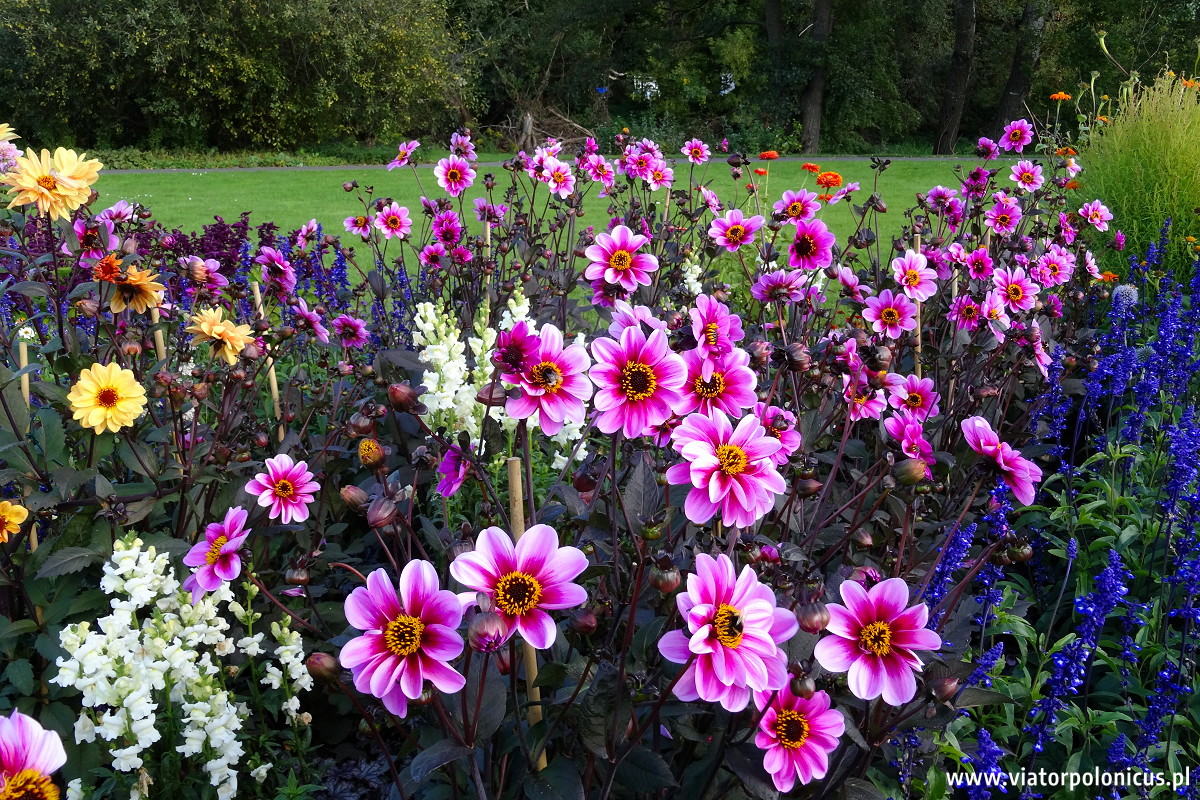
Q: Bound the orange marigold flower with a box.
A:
[1182,78,1197,89]
[1055,147,1077,156]
[759,150,780,160]
[753,168,768,176]
[802,162,821,174]
[816,171,843,189]
[817,193,834,203]
[1099,271,1119,282]
[1050,91,1072,101]
[1065,179,1081,190]
[92,252,121,282]
[1096,115,1110,124]
[745,183,760,192]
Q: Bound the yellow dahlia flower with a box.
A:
[186,307,255,365]
[0,500,28,543]
[2,147,101,220]
[68,362,147,434]
[0,124,19,142]
[108,267,164,314]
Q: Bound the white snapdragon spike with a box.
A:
[681,252,703,299]
[500,287,533,332]
[54,535,311,800]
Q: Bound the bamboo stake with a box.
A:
[17,341,36,553]
[913,233,923,378]
[250,282,285,443]
[506,457,548,772]
[149,307,167,362]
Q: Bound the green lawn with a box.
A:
[95,158,982,242]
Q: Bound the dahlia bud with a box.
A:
[121,340,143,357]
[387,382,425,413]
[568,607,598,636]
[468,611,508,653]
[358,437,386,469]
[848,566,883,588]
[785,343,811,372]
[75,298,100,318]
[366,497,397,529]
[342,181,358,192]
[794,478,823,497]
[242,342,261,360]
[285,568,310,586]
[341,485,369,509]
[790,675,816,699]
[306,652,340,685]
[796,601,831,634]
[928,676,961,703]
[759,543,781,563]
[746,340,772,370]
[494,647,513,675]
[649,566,681,593]
[895,458,929,486]
[476,382,508,407]
[348,412,374,436]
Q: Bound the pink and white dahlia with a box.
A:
[590,327,687,438]
[1032,244,1075,287]
[1080,199,1113,232]
[754,686,845,791]
[434,155,476,197]
[709,209,765,252]
[0,710,66,800]
[752,269,810,304]
[665,409,786,528]
[947,295,983,332]
[646,161,674,191]
[332,314,370,348]
[984,195,1022,236]
[843,376,887,422]
[862,289,917,339]
[341,563,466,717]
[658,553,797,712]
[754,402,802,466]
[677,347,758,418]
[681,138,711,165]
[1000,119,1034,153]
[375,202,412,240]
[787,217,836,270]
[966,247,994,279]
[387,140,420,170]
[1009,160,1044,192]
[584,224,659,293]
[774,189,820,225]
[182,506,251,603]
[493,320,541,381]
[608,300,668,338]
[690,293,745,364]
[245,454,319,524]
[993,266,1039,313]
[436,443,472,497]
[542,156,576,198]
[293,297,329,343]
[506,324,593,436]
[582,154,616,189]
[887,375,940,421]
[344,213,374,237]
[891,250,938,302]
[981,292,1012,342]
[450,131,476,161]
[449,524,587,649]
[255,246,297,295]
[295,219,319,250]
[813,577,942,706]
[961,416,1043,505]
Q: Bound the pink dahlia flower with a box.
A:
[887,375,940,421]
[182,506,251,603]
[754,402,802,466]
[341,563,466,717]
[984,195,1022,236]
[665,409,786,528]
[245,454,319,524]
[1032,245,1075,287]
[774,189,820,225]
[590,327,687,438]
[436,443,472,497]
[681,138,710,165]
[646,161,674,191]
[434,155,476,197]
[1000,119,1034,153]
[1009,159,1044,192]
[344,213,374,238]
[843,376,887,422]
[506,323,593,436]
[387,140,420,170]
[689,293,744,364]
[752,269,810,304]
[68,218,118,260]
[254,246,296,295]
[584,224,659,293]
[449,524,587,649]
[960,416,1043,505]
[787,217,836,270]
[493,320,541,381]
[1080,199,1113,232]
[891,250,937,302]
[332,314,370,348]
[292,297,329,344]
[678,347,758,418]
[542,156,576,198]
[608,300,668,338]
[981,292,1012,343]
[966,247,994,279]
[709,209,765,252]
[754,686,845,791]
[374,202,412,240]
[993,266,1039,313]
[658,553,797,712]
[947,295,983,332]
[0,710,66,797]
[813,577,942,706]
[862,289,917,339]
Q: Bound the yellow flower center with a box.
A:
[1020,172,1035,184]
[712,603,744,649]
[493,571,543,616]
[901,269,920,287]
[786,201,804,218]
[619,362,657,401]
[359,439,383,462]
[693,372,726,399]
[354,216,367,227]
[609,250,633,271]
[904,394,924,409]
[725,224,746,243]
[859,620,893,656]
[446,168,461,182]
[96,387,120,408]
[995,213,1011,227]
[386,216,402,230]
[205,534,229,566]
[703,322,719,345]
[1006,284,1024,302]
[0,769,60,800]
[383,614,425,657]
[773,710,811,749]
[880,308,900,325]
[793,234,816,257]
[715,443,748,476]
[273,479,295,498]
[529,361,564,392]
[36,175,56,191]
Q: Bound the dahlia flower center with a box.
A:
[987,308,1002,320]
[901,270,920,287]
[272,478,296,499]
[786,201,804,218]
[880,308,900,325]
[793,234,817,257]
[859,620,893,656]
[530,361,564,392]
[383,614,425,657]
[1009,130,1023,141]
[81,228,101,247]
[360,439,383,461]
[205,534,229,566]
[725,224,747,244]
[609,250,633,271]
[690,147,703,158]
[693,372,726,399]
[386,216,402,230]
[494,571,544,616]
[715,443,748,476]
[619,362,657,401]
[703,322,720,346]
[961,306,978,318]
[773,710,811,749]
[712,603,745,649]
[1020,171,1035,184]
[36,175,57,191]
[995,213,1011,227]
[354,216,367,227]
[96,387,120,409]
[1006,284,1024,302]
[447,168,462,182]
[0,769,59,800]
[852,391,870,406]
[903,394,925,409]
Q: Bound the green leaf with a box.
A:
[36,546,104,579]
[524,759,584,800]
[955,688,1017,708]
[117,439,158,478]
[725,744,779,800]
[839,777,889,800]
[0,619,38,648]
[614,745,676,791]
[533,661,569,690]
[408,740,473,784]
[2,660,34,696]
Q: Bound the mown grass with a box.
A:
[96,158,981,243]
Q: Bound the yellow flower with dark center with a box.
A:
[186,307,255,365]
[108,267,164,314]
[67,362,147,434]
[0,500,28,543]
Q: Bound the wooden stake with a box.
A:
[149,307,167,362]
[507,457,548,772]
[913,233,923,379]
[17,341,37,553]
[251,282,285,443]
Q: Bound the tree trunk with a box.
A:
[992,0,1049,132]
[932,0,976,154]
[799,0,833,154]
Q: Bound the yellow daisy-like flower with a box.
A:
[107,266,164,314]
[186,307,255,365]
[1,147,101,220]
[67,362,147,435]
[0,123,19,142]
[0,500,28,543]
